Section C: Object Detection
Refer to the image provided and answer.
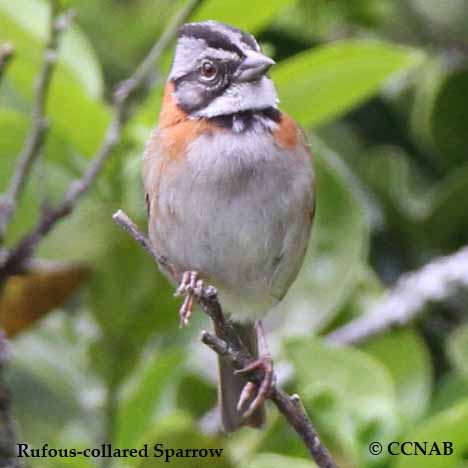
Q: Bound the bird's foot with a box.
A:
[235,354,275,418]
[175,271,215,327]
[175,270,202,327]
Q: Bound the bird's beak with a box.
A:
[236,51,275,82]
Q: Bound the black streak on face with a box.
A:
[178,24,245,57]
[173,60,236,113]
[174,23,264,115]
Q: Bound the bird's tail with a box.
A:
[214,320,266,432]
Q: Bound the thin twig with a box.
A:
[0,43,14,82]
[0,5,74,242]
[0,0,203,284]
[0,43,22,468]
[112,210,338,468]
[327,246,468,345]
[112,210,177,278]
[0,334,20,468]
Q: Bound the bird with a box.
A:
[142,20,315,432]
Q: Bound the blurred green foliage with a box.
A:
[1,0,468,467]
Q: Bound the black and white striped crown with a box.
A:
[178,21,260,57]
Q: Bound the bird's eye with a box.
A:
[200,60,218,80]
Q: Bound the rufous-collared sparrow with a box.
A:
[142,21,315,432]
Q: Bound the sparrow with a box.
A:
[142,21,315,432]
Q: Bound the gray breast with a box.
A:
[154,126,314,321]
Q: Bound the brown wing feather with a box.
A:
[270,113,315,300]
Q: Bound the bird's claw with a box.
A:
[175,271,210,327]
[235,355,275,419]
[236,381,257,412]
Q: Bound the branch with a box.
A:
[0,334,20,467]
[0,43,14,82]
[327,245,468,345]
[112,210,338,468]
[0,6,74,242]
[0,0,203,285]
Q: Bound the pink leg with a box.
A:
[175,271,204,327]
[235,321,275,418]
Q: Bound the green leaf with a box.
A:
[115,350,184,448]
[0,0,103,98]
[360,146,430,222]
[325,266,385,334]
[136,412,233,468]
[0,108,75,173]
[392,399,468,468]
[247,453,316,468]
[46,77,110,157]
[87,229,180,386]
[422,162,468,248]
[447,324,468,383]
[413,58,468,167]
[362,328,432,423]
[193,0,295,33]
[0,0,110,157]
[0,110,28,183]
[431,373,468,415]
[286,338,397,466]
[273,140,369,333]
[176,372,216,418]
[7,331,87,447]
[273,40,424,128]
[361,143,468,250]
